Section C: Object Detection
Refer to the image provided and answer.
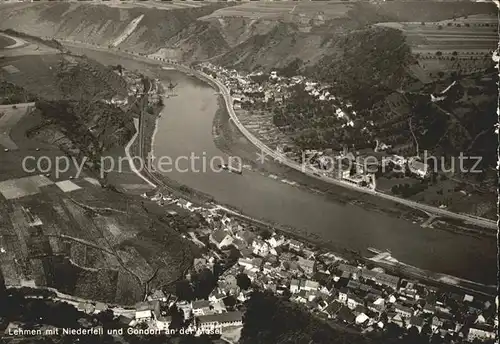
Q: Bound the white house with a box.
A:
[302,280,319,292]
[197,312,243,332]
[252,239,270,257]
[347,295,363,310]
[338,288,348,304]
[408,158,429,178]
[267,235,285,248]
[290,279,300,294]
[468,325,497,342]
[135,310,153,323]
[191,300,212,316]
[238,257,262,272]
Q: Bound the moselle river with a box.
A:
[69,47,497,285]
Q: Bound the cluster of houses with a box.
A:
[136,189,498,342]
[196,62,350,120]
[195,63,432,189]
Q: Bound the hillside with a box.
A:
[0,34,197,305]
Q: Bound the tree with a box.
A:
[223,295,237,308]
[435,51,442,57]
[192,268,217,299]
[260,229,272,240]
[168,306,184,330]
[236,273,252,290]
[175,279,194,301]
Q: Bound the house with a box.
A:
[293,290,308,304]
[337,264,360,279]
[302,280,319,292]
[297,257,316,275]
[211,300,227,314]
[77,303,95,314]
[368,301,385,314]
[267,235,285,248]
[354,305,367,316]
[394,304,413,318]
[290,279,301,294]
[355,313,370,325]
[338,288,348,304]
[323,301,343,318]
[373,273,400,290]
[287,239,303,251]
[252,239,270,257]
[196,311,243,332]
[156,316,172,331]
[238,258,262,272]
[290,279,319,294]
[210,230,233,249]
[347,280,361,291]
[408,159,429,178]
[209,290,227,303]
[431,316,444,331]
[463,294,474,303]
[94,302,108,314]
[192,300,213,316]
[240,247,253,258]
[148,289,167,302]
[360,268,378,281]
[135,310,153,323]
[467,325,496,342]
[232,238,247,250]
[391,313,404,327]
[135,300,161,319]
[347,295,364,310]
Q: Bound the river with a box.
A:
[67,47,497,285]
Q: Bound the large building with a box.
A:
[196,311,243,332]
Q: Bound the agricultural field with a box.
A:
[376,14,497,54]
[0,37,194,305]
[201,1,353,21]
[0,179,195,305]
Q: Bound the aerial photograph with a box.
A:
[0,0,498,343]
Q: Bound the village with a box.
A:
[90,189,499,343]
[195,62,433,190]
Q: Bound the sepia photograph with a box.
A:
[0,0,498,343]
